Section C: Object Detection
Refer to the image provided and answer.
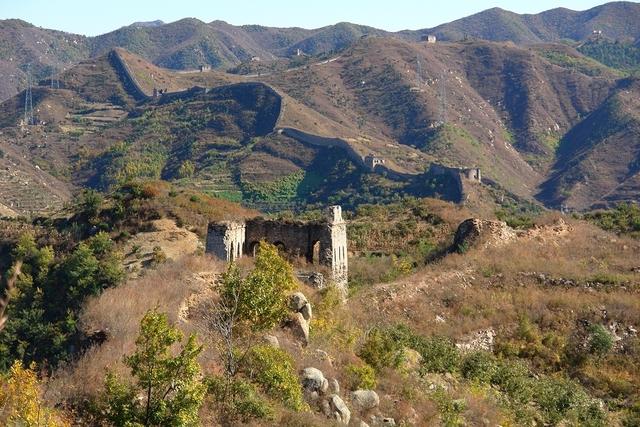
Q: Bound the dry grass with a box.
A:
[49,255,224,402]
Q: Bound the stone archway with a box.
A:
[311,240,321,264]
[273,241,286,254]
[249,241,260,257]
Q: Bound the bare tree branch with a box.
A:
[0,261,22,332]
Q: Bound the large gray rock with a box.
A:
[351,390,380,411]
[453,218,516,250]
[289,312,309,345]
[301,367,329,394]
[290,292,309,311]
[300,302,313,321]
[330,394,351,425]
[330,378,340,394]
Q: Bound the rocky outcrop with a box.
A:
[456,328,496,352]
[284,291,313,345]
[329,394,351,425]
[290,292,309,311]
[453,218,516,251]
[351,390,380,411]
[301,367,329,396]
[288,312,310,345]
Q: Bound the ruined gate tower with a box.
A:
[206,206,348,288]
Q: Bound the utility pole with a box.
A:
[24,64,34,126]
[439,70,447,125]
[50,68,60,89]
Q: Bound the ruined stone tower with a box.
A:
[205,206,348,288]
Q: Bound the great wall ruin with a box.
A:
[206,205,349,288]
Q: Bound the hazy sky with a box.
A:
[0,0,617,36]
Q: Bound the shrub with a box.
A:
[151,246,167,265]
[0,360,69,426]
[490,360,533,404]
[178,160,196,178]
[358,328,405,371]
[533,377,606,426]
[241,345,306,411]
[79,189,103,218]
[460,351,497,384]
[99,309,206,426]
[0,233,123,369]
[416,335,460,374]
[207,375,274,423]
[345,363,377,390]
[588,324,614,358]
[220,242,298,332]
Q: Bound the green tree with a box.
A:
[220,242,297,332]
[101,309,206,426]
[587,324,614,359]
[241,345,306,411]
[78,189,103,219]
[178,160,196,179]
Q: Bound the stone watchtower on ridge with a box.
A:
[205,206,348,288]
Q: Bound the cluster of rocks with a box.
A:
[453,218,516,250]
[521,272,631,289]
[297,271,326,289]
[300,365,396,426]
[286,292,313,345]
[456,328,496,353]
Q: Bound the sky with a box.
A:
[0,0,616,36]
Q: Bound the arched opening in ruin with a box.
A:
[230,241,235,261]
[311,240,321,265]
[249,241,260,257]
[273,241,286,254]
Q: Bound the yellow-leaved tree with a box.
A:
[0,360,69,426]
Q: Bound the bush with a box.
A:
[460,351,497,384]
[358,328,405,371]
[0,360,69,426]
[345,363,377,390]
[533,377,607,426]
[99,309,206,426]
[416,335,460,374]
[588,324,614,358]
[207,375,273,423]
[151,246,167,265]
[241,345,306,411]
[490,360,533,405]
[220,242,298,332]
[0,233,123,369]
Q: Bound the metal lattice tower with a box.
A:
[439,71,447,125]
[24,64,34,126]
[50,68,60,89]
[416,55,423,86]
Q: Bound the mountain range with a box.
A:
[3,2,640,100]
[0,1,639,214]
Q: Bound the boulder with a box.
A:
[301,367,328,394]
[330,394,351,425]
[351,390,380,411]
[456,328,496,353]
[300,302,313,321]
[330,378,340,394]
[262,334,279,348]
[290,292,309,311]
[289,312,309,345]
[453,218,516,250]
